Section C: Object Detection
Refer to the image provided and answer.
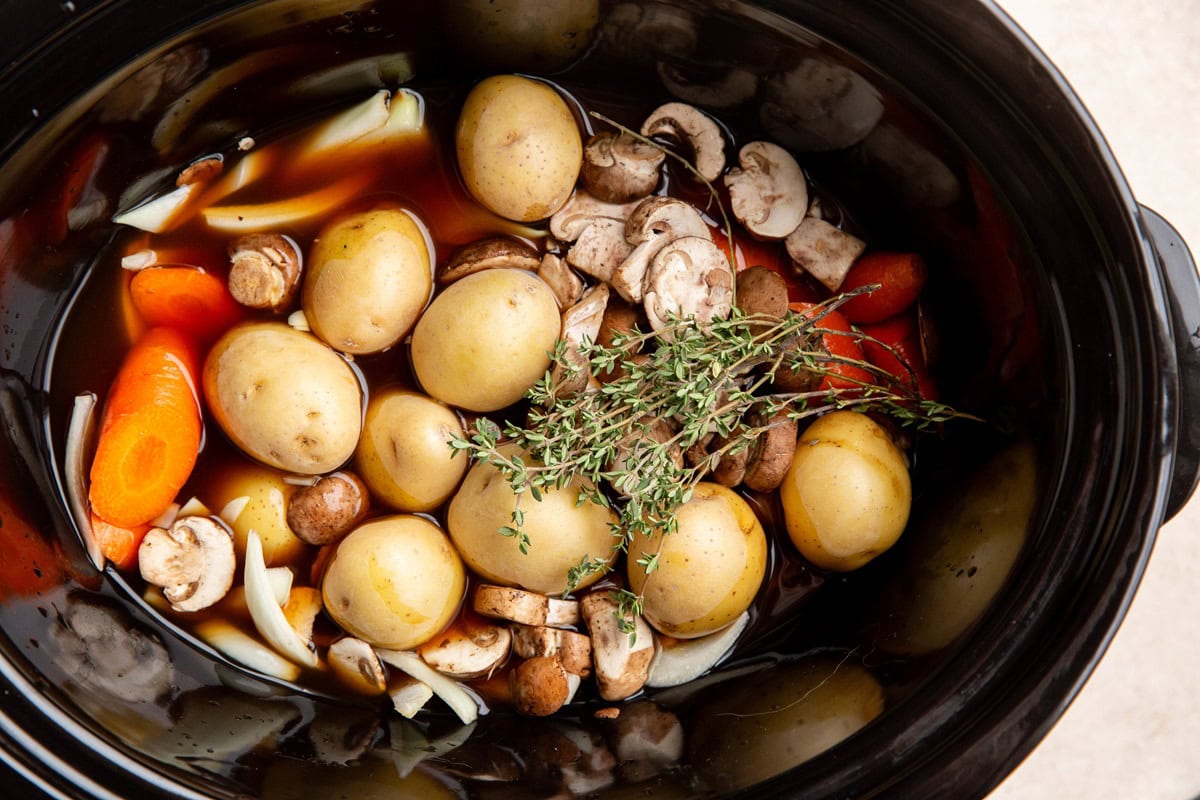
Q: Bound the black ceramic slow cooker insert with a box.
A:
[0,1,1197,798]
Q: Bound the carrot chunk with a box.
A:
[130,265,243,341]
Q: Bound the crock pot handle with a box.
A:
[1141,205,1200,521]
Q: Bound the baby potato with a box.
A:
[201,460,306,567]
[355,389,468,512]
[446,444,619,594]
[455,75,582,221]
[781,411,911,571]
[410,268,560,412]
[627,483,767,639]
[303,207,433,355]
[203,322,363,475]
[321,515,466,650]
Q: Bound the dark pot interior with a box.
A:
[0,1,1196,798]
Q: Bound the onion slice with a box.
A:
[646,611,749,688]
[244,530,319,668]
[194,618,302,683]
[65,393,102,570]
[112,183,200,233]
[201,173,370,233]
[376,648,485,725]
[390,678,434,719]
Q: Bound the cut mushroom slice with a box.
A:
[538,252,585,307]
[417,616,512,680]
[440,237,540,284]
[645,611,748,688]
[328,637,388,696]
[862,122,961,210]
[582,593,654,701]
[243,530,319,669]
[376,648,484,726]
[548,189,641,243]
[138,516,236,612]
[65,393,101,569]
[512,625,593,677]
[473,584,580,628]
[552,284,611,398]
[227,233,303,313]
[194,618,303,683]
[640,102,726,183]
[581,131,665,203]
[566,217,634,283]
[744,410,799,492]
[656,62,759,110]
[642,236,734,334]
[613,196,713,303]
[784,217,866,291]
[723,141,808,240]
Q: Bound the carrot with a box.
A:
[130,265,243,341]
[838,252,927,324]
[89,513,152,572]
[790,303,874,394]
[89,327,202,529]
[861,312,939,402]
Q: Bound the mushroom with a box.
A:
[645,611,749,688]
[511,625,593,677]
[552,284,611,397]
[612,195,713,303]
[417,615,513,680]
[642,235,734,334]
[286,471,369,546]
[656,62,759,109]
[473,584,581,627]
[710,435,750,487]
[537,252,585,307]
[328,636,388,695]
[565,217,634,282]
[227,233,303,312]
[640,102,726,183]
[307,708,381,767]
[744,409,799,492]
[548,189,641,243]
[176,154,224,187]
[760,59,885,152]
[784,216,866,291]
[138,516,236,613]
[581,130,665,203]
[601,3,698,65]
[509,655,581,717]
[581,593,654,701]
[735,265,790,320]
[440,237,540,284]
[723,141,808,240]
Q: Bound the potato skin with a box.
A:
[446,444,618,594]
[355,389,468,512]
[781,411,911,571]
[203,323,363,474]
[202,459,306,567]
[410,268,560,412]
[455,75,581,222]
[303,207,433,355]
[627,483,767,639]
[321,515,466,650]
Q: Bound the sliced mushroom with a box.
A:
[724,141,808,241]
[760,59,884,152]
[440,237,540,284]
[710,435,750,487]
[784,217,866,291]
[582,593,654,701]
[537,253,585,308]
[509,655,579,717]
[328,636,388,695]
[286,471,368,546]
[552,284,611,397]
[640,102,726,183]
[512,625,593,677]
[138,516,236,612]
[656,62,759,109]
[549,189,641,243]
[417,616,512,680]
[227,233,303,312]
[642,236,734,334]
[176,154,223,187]
[566,217,634,282]
[645,611,749,688]
[613,196,713,303]
[744,409,799,492]
[474,584,580,628]
[582,131,665,204]
[735,265,789,320]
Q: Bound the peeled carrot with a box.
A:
[790,303,874,393]
[89,327,202,529]
[89,513,151,572]
[130,265,243,341]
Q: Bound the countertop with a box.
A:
[989,1,1200,798]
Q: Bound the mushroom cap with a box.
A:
[138,516,236,612]
[227,233,302,312]
[510,656,572,716]
[640,102,726,182]
[566,217,633,282]
[611,196,713,303]
[744,409,800,492]
[581,130,665,203]
[440,237,540,284]
[642,235,734,334]
[724,141,809,240]
[549,189,641,242]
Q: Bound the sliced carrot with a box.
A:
[130,266,243,342]
[838,252,927,324]
[861,312,940,402]
[790,303,874,394]
[89,513,151,572]
[89,327,202,529]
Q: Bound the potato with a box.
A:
[410,268,560,412]
[302,207,432,355]
[444,0,600,72]
[203,322,362,475]
[446,444,618,594]
[201,459,306,567]
[321,515,466,650]
[780,411,911,571]
[626,483,767,639]
[455,75,582,222]
[355,389,468,512]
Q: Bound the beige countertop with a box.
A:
[989,2,1200,798]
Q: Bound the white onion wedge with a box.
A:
[194,618,302,683]
[218,495,251,527]
[244,530,319,668]
[286,310,310,332]
[120,249,156,271]
[376,648,484,725]
[264,567,294,606]
[113,183,200,233]
[175,497,208,517]
[354,89,424,147]
[646,612,749,689]
[390,679,434,719]
[194,148,277,209]
[301,90,391,157]
[65,393,101,570]
[201,173,370,233]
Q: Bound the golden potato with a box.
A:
[321,516,465,650]
[446,444,619,594]
[410,268,560,412]
[627,483,767,639]
[201,459,306,567]
[781,411,911,571]
[302,207,432,355]
[455,75,582,221]
[203,323,362,474]
[355,389,468,512]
